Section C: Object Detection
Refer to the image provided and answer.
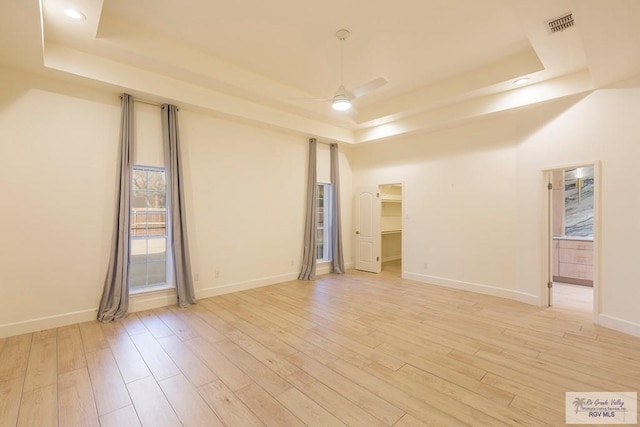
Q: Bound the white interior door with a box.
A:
[355,187,381,273]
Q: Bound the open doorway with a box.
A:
[546,164,598,315]
[380,183,403,277]
[354,183,403,276]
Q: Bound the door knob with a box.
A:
[355,231,360,234]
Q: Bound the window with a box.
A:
[316,183,331,261]
[130,165,169,291]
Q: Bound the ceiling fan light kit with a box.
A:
[332,96,352,111]
[290,28,386,115]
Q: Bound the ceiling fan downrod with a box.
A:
[333,29,352,111]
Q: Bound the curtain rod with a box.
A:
[133,98,161,107]
[120,95,162,107]
[123,97,179,111]
[134,98,180,110]
[309,138,338,147]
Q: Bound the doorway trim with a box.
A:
[541,160,600,324]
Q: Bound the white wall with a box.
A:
[381,233,402,262]
[179,110,353,299]
[353,86,640,336]
[515,88,640,336]
[3,62,638,338]
[0,67,354,337]
[0,68,120,334]
[354,116,521,300]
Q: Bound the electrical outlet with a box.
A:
[290,259,294,267]
[423,262,428,269]
[214,270,220,279]
[194,273,200,281]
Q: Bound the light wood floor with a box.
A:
[1,265,639,426]
[553,282,593,313]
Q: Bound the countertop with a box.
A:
[552,235,593,241]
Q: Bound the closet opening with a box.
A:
[354,182,404,275]
[380,183,403,277]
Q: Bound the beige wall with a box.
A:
[178,109,353,300]
[354,115,520,300]
[2,63,640,338]
[0,68,120,334]
[353,86,640,336]
[515,88,640,335]
[0,67,354,337]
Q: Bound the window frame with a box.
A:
[316,182,332,262]
[129,164,172,293]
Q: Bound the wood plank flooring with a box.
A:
[1,262,639,426]
[553,282,593,313]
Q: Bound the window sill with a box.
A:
[130,283,174,296]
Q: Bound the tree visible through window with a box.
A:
[130,165,169,290]
[316,183,331,261]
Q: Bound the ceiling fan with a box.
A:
[290,29,387,112]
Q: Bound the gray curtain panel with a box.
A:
[161,104,197,306]
[98,94,133,322]
[330,143,345,274]
[299,138,318,280]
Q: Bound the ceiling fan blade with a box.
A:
[346,106,359,121]
[287,97,332,102]
[351,77,387,99]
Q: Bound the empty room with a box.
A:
[1,0,640,425]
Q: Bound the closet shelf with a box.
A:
[382,229,402,235]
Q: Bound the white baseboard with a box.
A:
[0,291,183,338]
[196,261,354,299]
[597,314,640,338]
[0,263,357,338]
[316,262,332,276]
[129,290,178,313]
[403,271,539,306]
[516,292,541,306]
[196,272,300,299]
[315,261,355,276]
[0,309,97,339]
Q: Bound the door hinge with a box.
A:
[547,183,553,190]
[547,281,553,289]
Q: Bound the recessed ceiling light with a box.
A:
[514,77,531,85]
[372,120,380,125]
[64,8,86,20]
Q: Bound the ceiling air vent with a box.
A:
[546,12,574,34]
